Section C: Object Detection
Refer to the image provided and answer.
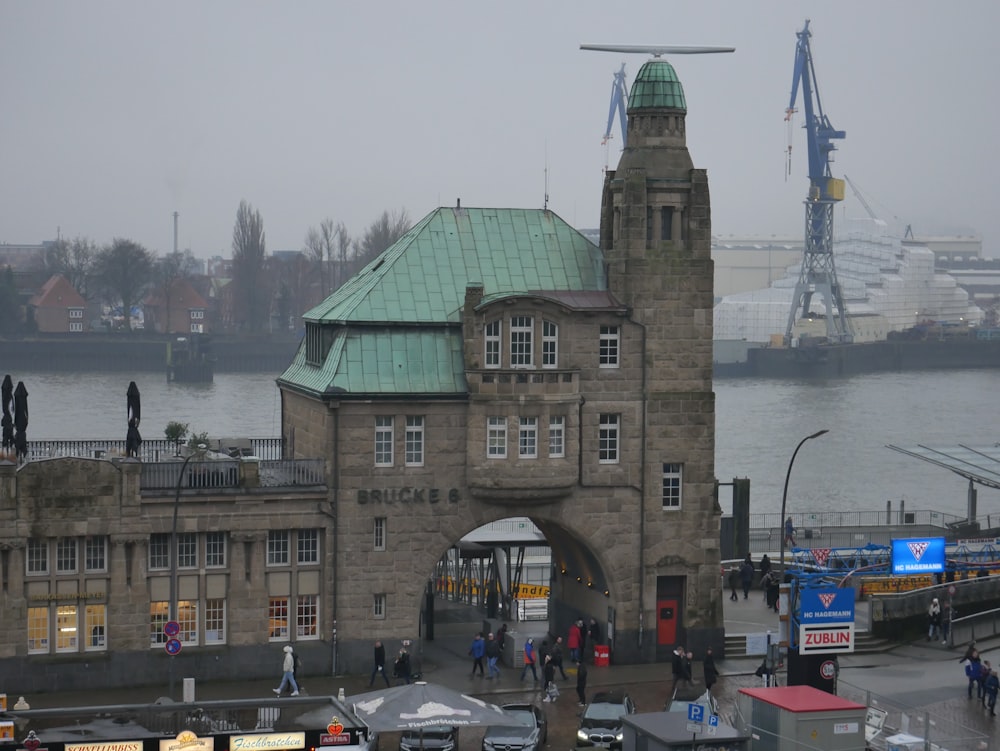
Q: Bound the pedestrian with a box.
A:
[496,623,508,651]
[272,645,300,696]
[520,637,538,682]
[963,648,983,700]
[984,669,999,716]
[538,638,550,667]
[394,646,411,685]
[485,632,501,680]
[670,644,686,699]
[542,656,558,703]
[784,517,796,547]
[578,619,588,660]
[551,636,568,679]
[684,651,695,688]
[759,553,772,581]
[927,597,942,641]
[291,645,303,693]
[576,660,589,706]
[740,558,754,600]
[766,574,780,613]
[959,641,977,663]
[940,602,952,645]
[588,617,601,647]
[567,620,582,663]
[728,567,739,601]
[468,632,485,678]
[368,639,390,687]
[702,647,719,691]
[980,661,993,707]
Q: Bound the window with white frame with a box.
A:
[269,597,290,640]
[542,320,558,368]
[69,308,83,318]
[510,316,533,367]
[69,322,83,332]
[57,538,78,573]
[190,323,204,333]
[150,602,169,646]
[375,416,394,466]
[205,598,226,644]
[85,604,106,650]
[484,319,501,368]
[177,601,198,644]
[519,417,538,458]
[373,594,386,619]
[662,463,683,509]
[549,416,565,458]
[487,416,507,458]
[85,536,107,572]
[27,607,49,653]
[298,529,319,564]
[599,414,620,463]
[374,517,386,551]
[405,416,424,466]
[206,532,226,567]
[55,605,78,652]
[27,539,49,575]
[599,325,620,368]
[191,310,205,319]
[177,533,197,569]
[297,594,318,638]
[267,531,290,566]
[149,534,169,570]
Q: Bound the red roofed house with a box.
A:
[28,274,87,333]
[143,278,209,334]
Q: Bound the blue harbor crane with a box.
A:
[783,20,854,345]
[603,62,629,149]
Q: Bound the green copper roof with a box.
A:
[627,60,686,112]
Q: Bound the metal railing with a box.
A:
[140,459,241,490]
[13,437,286,463]
[749,509,965,530]
[259,459,325,487]
[949,606,1000,648]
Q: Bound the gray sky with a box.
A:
[2,0,996,258]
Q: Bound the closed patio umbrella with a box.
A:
[13,380,28,461]
[126,381,142,458]
[1,374,12,452]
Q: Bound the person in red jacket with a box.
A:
[567,620,582,664]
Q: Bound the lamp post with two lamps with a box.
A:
[168,443,207,700]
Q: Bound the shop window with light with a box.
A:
[150,602,169,646]
[56,605,78,652]
[484,319,501,368]
[267,531,290,566]
[149,534,170,570]
[205,532,227,568]
[85,536,107,572]
[549,416,565,458]
[177,533,197,569]
[375,416,394,466]
[599,326,620,368]
[27,539,49,575]
[205,598,226,644]
[269,597,290,640]
[599,414,620,464]
[297,595,319,638]
[27,607,49,653]
[405,416,424,466]
[373,594,386,620]
[298,529,319,564]
[374,517,386,551]
[662,463,683,510]
[542,320,558,368]
[178,601,198,644]
[519,417,538,458]
[86,604,106,651]
[510,316,534,368]
[487,416,507,458]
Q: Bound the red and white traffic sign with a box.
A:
[799,622,854,654]
[820,660,837,679]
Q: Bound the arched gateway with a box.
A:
[278,56,723,668]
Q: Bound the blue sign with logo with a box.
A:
[891,537,945,574]
[800,588,856,623]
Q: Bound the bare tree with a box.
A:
[152,250,199,333]
[333,221,353,290]
[45,236,97,299]
[93,238,154,331]
[355,208,411,267]
[304,218,339,299]
[231,200,269,333]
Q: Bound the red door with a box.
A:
[657,598,679,646]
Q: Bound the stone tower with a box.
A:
[599,58,722,656]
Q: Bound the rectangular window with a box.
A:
[549,416,565,458]
[661,206,673,241]
[375,416,394,466]
[599,326,620,368]
[269,597,289,640]
[599,414,620,464]
[374,518,386,552]
[510,315,533,367]
[57,538,78,573]
[69,322,83,332]
[191,310,204,319]
[268,531,290,566]
[373,594,386,620]
[298,529,319,564]
[662,463,683,510]
[519,417,538,458]
[85,536,107,572]
[177,533,197,569]
[85,604,107,651]
[404,416,424,466]
[27,539,48,575]
[484,319,501,368]
[206,532,227,568]
[27,607,49,653]
[542,320,558,368]
[297,594,318,638]
[205,598,226,644]
[56,605,78,652]
[178,600,198,645]
[150,602,169,646]
[149,534,170,570]
[487,416,507,458]
[190,323,204,334]
[69,308,83,318]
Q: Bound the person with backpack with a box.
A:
[963,647,983,700]
[520,637,538,682]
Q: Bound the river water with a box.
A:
[9,368,1000,521]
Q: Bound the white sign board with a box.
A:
[799,622,855,654]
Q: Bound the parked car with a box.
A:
[482,702,547,751]
[398,725,456,751]
[576,690,636,749]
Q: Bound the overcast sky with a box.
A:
[2,1,996,258]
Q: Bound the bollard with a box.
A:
[183,678,195,703]
[338,687,345,701]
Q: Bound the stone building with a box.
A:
[277,55,721,669]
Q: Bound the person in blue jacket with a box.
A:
[468,632,485,678]
[520,637,538,682]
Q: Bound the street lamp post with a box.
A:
[779,430,828,576]
[169,443,207,700]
